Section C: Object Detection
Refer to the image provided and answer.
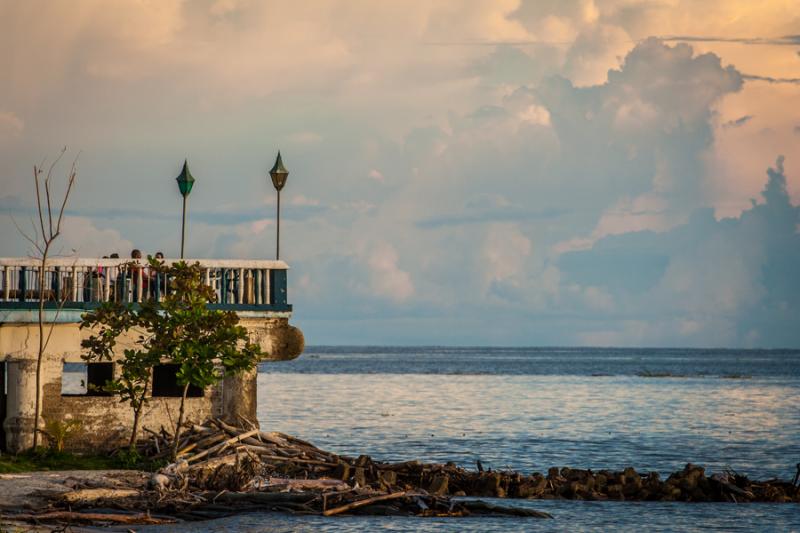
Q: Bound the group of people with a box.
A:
[85,249,167,302]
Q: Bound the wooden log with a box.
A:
[185,429,260,463]
[323,491,417,516]
[189,453,241,471]
[186,432,227,454]
[264,478,350,492]
[460,500,553,518]
[258,431,292,447]
[203,491,319,505]
[177,442,198,456]
[254,453,340,467]
[59,488,141,504]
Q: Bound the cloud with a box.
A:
[364,242,414,303]
[658,35,800,46]
[723,115,753,129]
[534,38,742,212]
[0,111,23,138]
[59,217,135,257]
[416,206,564,229]
[558,157,800,346]
[742,74,800,85]
[368,169,385,182]
[2,3,799,346]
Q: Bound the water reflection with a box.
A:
[258,374,800,479]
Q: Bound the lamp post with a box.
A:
[269,151,289,260]
[175,159,195,259]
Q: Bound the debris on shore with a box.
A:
[2,419,798,528]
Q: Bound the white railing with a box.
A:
[0,257,289,307]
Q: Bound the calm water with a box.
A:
[149,347,800,532]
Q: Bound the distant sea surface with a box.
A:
[145,347,800,532]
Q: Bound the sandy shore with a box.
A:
[0,469,149,530]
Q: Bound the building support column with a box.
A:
[3,360,39,453]
[222,367,259,427]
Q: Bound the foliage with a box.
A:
[81,258,264,457]
[42,418,82,452]
[0,448,163,474]
[82,278,157,450]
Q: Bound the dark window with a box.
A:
[86,363,113,396]
[152,364,203,397]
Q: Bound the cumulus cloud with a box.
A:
[558,157,800,346]
[364,242,414,303]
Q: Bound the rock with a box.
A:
[475,472,502,497]
[517,475,547,498]
[606,483,624,499]
[354,467,367,488]
[332,461,351,481]
[379,470,397,489]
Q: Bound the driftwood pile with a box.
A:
[143,418,551,519]
[5,420,799,528]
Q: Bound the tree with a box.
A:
[81,259,263,458]
[81,298,157,451]
[13,148,77,449]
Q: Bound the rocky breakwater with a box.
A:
[337,458,798,503]
[410,463,799,503]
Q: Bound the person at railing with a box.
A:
[108,253,119,301]
[129,249,149,302]
[150,251,165,300]
[83,256,108,302]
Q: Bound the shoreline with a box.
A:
[2,421,797,529]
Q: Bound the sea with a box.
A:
[139,347,800,532]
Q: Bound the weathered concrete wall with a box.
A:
[241,316,304,361]
[0,313,303,453]
[42,373,223,452]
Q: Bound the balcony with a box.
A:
[0,257,291,316]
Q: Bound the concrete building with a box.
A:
[0,257,303,453]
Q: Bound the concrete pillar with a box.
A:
[222,367,259,427]
[3,360,39,453]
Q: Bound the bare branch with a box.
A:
[11,215,44,255]
[33,166,47,245]
[28,216,40,246]
[44,147,67,238]
[54,154,78,236]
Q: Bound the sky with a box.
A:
[1,0,799,347]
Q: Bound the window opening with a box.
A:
[152,364,203,397]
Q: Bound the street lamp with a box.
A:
[175,159,195,259]
[269,151,289,260]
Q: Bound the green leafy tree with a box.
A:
[82,277,160,451]
[82,259,263,457]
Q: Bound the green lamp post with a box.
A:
[175,159,195,259]
[269,152,289,260]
